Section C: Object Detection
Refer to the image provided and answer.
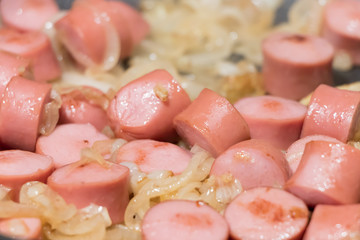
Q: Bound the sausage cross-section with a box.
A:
[0,0,59,32]
[0,28,61,82]
[36,123,109,169]
[116,139,191,174]
[234,95,307,149]
[141,200,229,240]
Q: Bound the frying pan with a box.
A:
[0,0,358,239]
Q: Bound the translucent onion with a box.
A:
[0,185,12,201]
[124,149,214,230]
[105,225,141,240]
[39,89,61,136]
[19,181,77,227]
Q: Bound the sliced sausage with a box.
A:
[55,4,109,68]
[0,218,42,240]
[303,204,360,240]
[36,123,109,169]
[0,150,54,201]
[47,161,129,224]
[0,28,61,82]
[224,187,309,240]
[108,69,191,141]
[210,139,290,190]
[0,0,59,32]
[285,135,341,175]
[0,51,29,97]
[116,139,191,174]
[262,32,334,100]
[285,140,360,206]
[59,86,110,131]
[301,84,360,142]
[174,88,250,157]
[105,0,149,46]
[322,0,360,65]
[0,76,52,151]
[234,95,307,150]
[55,0,145,68]
[72,0,142,59]
[141,200,229,240]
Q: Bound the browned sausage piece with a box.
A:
[262,32,334,100]
[141,200,229,240]
[174,88,250,157]
[224,187,309,240]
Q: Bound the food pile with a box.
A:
[0,0,359,239]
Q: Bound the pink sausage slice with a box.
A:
[262,33,334,100]
[174,88,250,157]
[234,95,307,150]
[47,161,129,224]
[36,123,109,169]
[116,139,191,174]
[59,86,110,131]
[301,84,360,142]
[142,200,229,240]
[285,135,341,175]
[105,1,149,46]
[0,218,42,240]
[303,204,360,240]
[210,139,290,190]
[322,0,360,65]
[73,0,144,59]
[285,140,360,206]
[0,150,54,201]
[0,76,52,151]
[108,69,191,141]
[0,28,61,82]
[55,5,108,67]
[0,51,29,97]
[0,0,59,32]
[225,187,309,240]
[55,0,140,67]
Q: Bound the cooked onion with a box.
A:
[124,148,214,230]
[39,89,61,136]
